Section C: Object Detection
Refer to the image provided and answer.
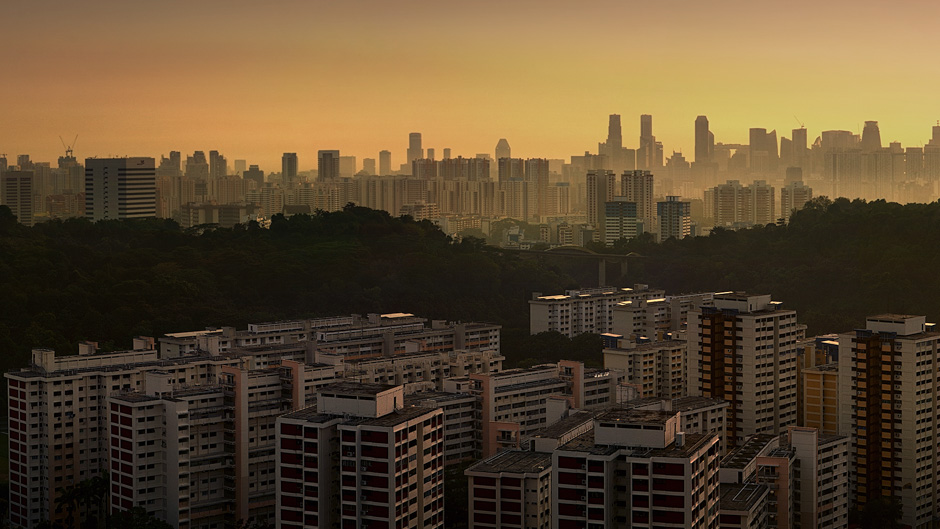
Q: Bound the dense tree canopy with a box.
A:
[2,197,939,378]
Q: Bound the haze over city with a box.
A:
[7,2,940,529]
[4,0,940,169]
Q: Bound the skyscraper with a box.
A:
[379,150,392,175]
[443,148,452,159]
[281,153,298,184]
[607,114,623,150]
[362,158,376,175]
[695,115,711,163]
[84,157,156,221]
[860,120,882,152]
[638,114,654,169]
[185,151,209,180]
[209,150,227,178]
[495,138,511,161]
[749,128,779,173]
[317,150,340,181]
[407,132,424,162]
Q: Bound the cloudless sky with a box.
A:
[3,0,940,172]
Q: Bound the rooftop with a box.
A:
[343,405,438,428]
[595,409,674,426]
[720,482,768,512]
[405,391,475,405]
[111,392,162,404]
[804,363,838,373]
[721,434,777,469]
[557,430,714,458]
[467,450,552,475]
[529,411,594,440]
[319,381,399,396]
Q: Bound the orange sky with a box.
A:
[3,0,940,172]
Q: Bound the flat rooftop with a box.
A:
[529,410,594,440]
[720,482,768,512]
[343,406,438,428]
[721,434,777,469]
[558,430,714,458]
[596,409,674,426]
[405,391,475,405]
[319,381,399,396]
[467,450,552,475]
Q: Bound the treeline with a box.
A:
[600,196,940,334]
[0,205,576,374]
[3,197,940,378]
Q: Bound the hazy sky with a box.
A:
[4,0,940,172]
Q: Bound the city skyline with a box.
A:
[4,0,940,171]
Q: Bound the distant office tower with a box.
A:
[860,120,882,152]
[780,181,813,220]
[317,150,340,181]
[339,155,356,178]
[233,159,246,176]
[637,115,663,169]
[443,148,451,159]
[281,153,298,184]
[209,150,227,178]
[687,292,799,447]
[85,157,156,221]
[362,157,376,175]
[275,383,444,529]
[525,158,550,217]
[792,127,808,161]
[621,170,654,229]
[407,132,424,162]
[749,128,779,172]
[1,171,35,226]
[157,151,182,177]
[695,115,712,163]
[0,155,7,175]
[16,154,33,171]
[378,150,392,175]
[657,196,691,241]
[427,148,435,160]
[185,151,209,180]
[586,170,616,242]
[494,138,511,162]
[838,315,940,529]
[598,114,636,173]
[243,164,264,188]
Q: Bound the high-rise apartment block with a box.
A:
[687,292,800,447]
[84,157,156,221]
[838,314,940,529]
[780,180,813,221]
[465,450,552,529]
[620,170,654,229]
[706,180,776,228]
[456,361,619,458]
[1,170,35,226]
[552,409,721,528]
[275,383,444,529]
[529,285,664,338]
[603,338,687,399]
[657,196,691,241]
[585,170,615,242]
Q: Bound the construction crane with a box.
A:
[59,134,79,158]
[793,116,805,129]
